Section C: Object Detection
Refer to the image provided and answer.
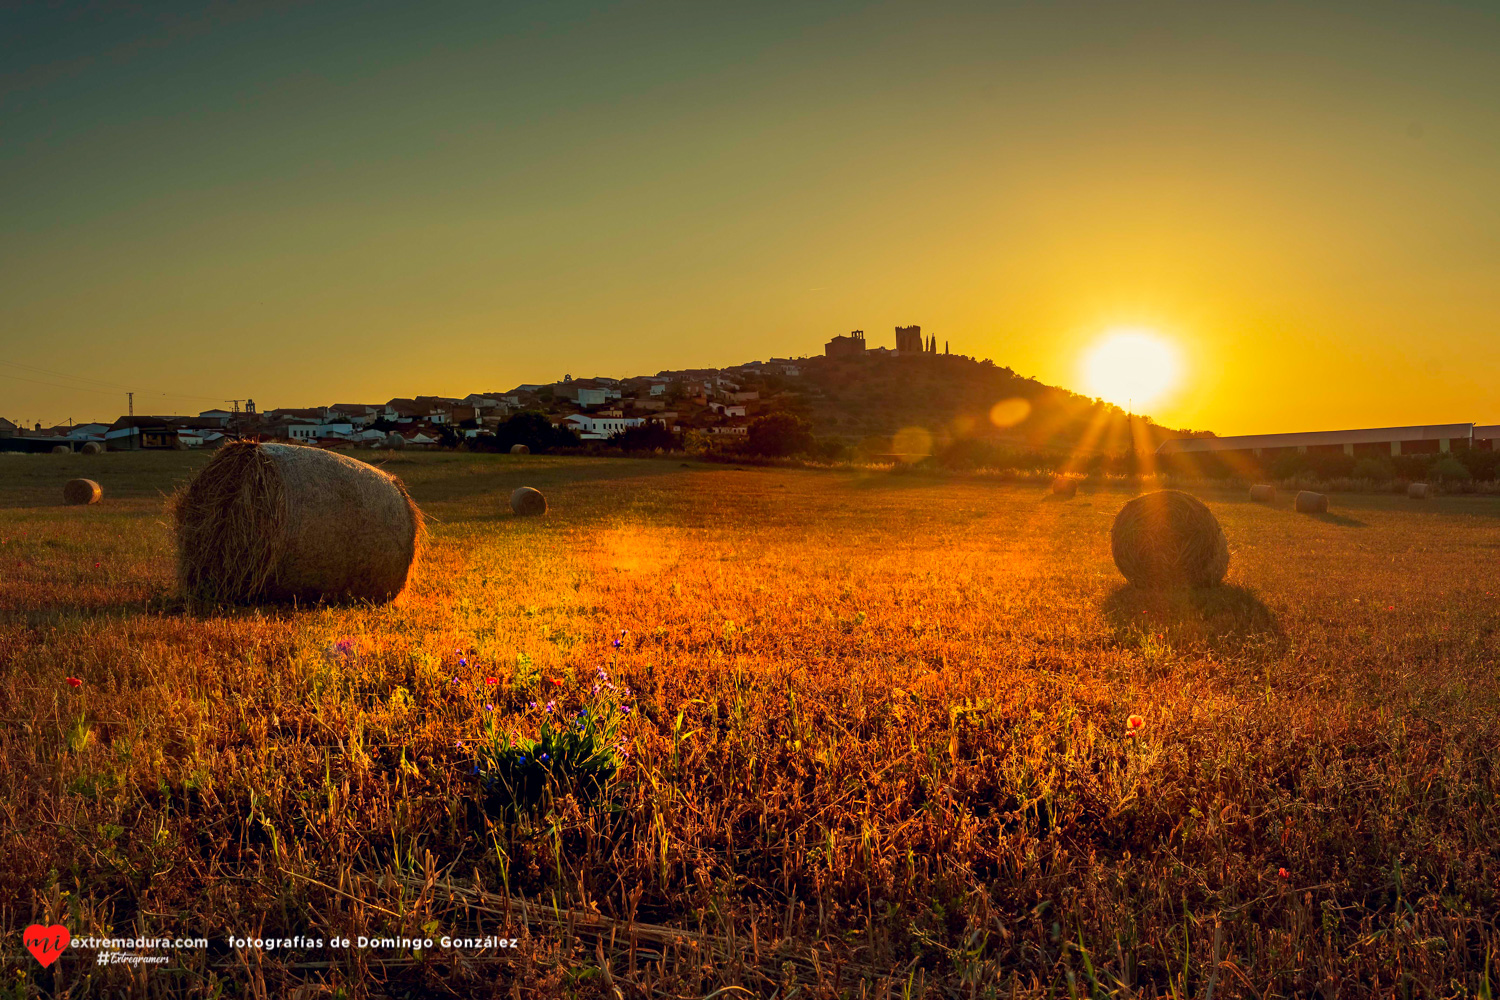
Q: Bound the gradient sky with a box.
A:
[3,0,1497,434]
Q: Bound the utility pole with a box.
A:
[127,392,133,419]
[225,399,243,414]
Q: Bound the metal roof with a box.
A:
[1157,423,1475,454]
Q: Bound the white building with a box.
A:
[563,414,644,440]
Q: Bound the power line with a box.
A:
[0,359,226,402]
[0,371,216,404]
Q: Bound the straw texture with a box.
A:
[1111,489,1229,589]
[172,442,422,604]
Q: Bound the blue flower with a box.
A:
[539,753,549,762]
[459,658,468,667]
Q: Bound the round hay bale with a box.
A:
[51,444,70,454]
[80,441,104,455]
[1249,484,1276,503]
[385,433,407,450]
[1051,477,1078,498]
[1407,482,1430,499]
[1110,490,1228,589]
[63,479,102,505]
[171,442,422,604]
[510,486,547,517]
[1294,490,1328,513]
[510,443,530,455]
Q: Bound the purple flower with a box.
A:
[545,700,555,714]
[612,639,622,648]
[621,705,633,715]
[459,658,468,667]
[539,753,549,762]
[486,703,494,712]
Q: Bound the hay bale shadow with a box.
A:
[1103,583,1284,655]
[1309,511,1367,527]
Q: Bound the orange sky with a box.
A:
[2,1,1497,434]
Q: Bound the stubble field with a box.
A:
[2,450,1498,998]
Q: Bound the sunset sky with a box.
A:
[3,1,1496,434]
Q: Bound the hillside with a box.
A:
[760,351,1199,457]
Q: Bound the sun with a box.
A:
[1081,328,1181,410]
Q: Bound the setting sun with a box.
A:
[1082,329,1182,411]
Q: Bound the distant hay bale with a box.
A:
[63,479,101,505]
[1295,490,1328,513]
[510,443,530,455]
[1051,477,1078,497]
[171,441,422,604]
[385,433,407,450]
[1249,484,1276,503]
[80,441,103,455]
[1407,482,1430,499]
[1110,489,1229,589]
[50,444,69,455]
[510,486,547,517]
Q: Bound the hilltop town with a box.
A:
[1,326,1187,459]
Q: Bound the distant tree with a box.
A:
[371,417,397,432]
[744,412,814,457]
[492,410,579,453]
[611,421,678,452]
[436,424,462,449]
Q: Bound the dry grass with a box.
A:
[2,450,1499,997]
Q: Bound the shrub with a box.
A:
[610,421,678,452]
[1352,457,1395,482]
[744,413,814,457]
[1428,456,1472,482]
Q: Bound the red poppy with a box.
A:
[546,676,564,687]
[66,677,82,688]
[1126,714,1145,731]
[484,677,499,686]
[1278,867,1290,879]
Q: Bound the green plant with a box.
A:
[472,672,630,816]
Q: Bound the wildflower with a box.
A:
[546,676,564,687]
[486,704,494,712]
[450,676,458,683]
[66,677,82,688]
[527,701,536,710]
[621,705,633,715]
[459,658,468,667]
[456,740,464,747]
[1278,867,1290,879]
[591,682,600,695]
[1126,714,1144,735]
[518,756,527,765]
[485,677,498,686]
[578,708,589,718]
[545,700,555,714]
[612,638,623,649]
[539,753,549,762]
[93,562,100,568]
[471,764,480,775]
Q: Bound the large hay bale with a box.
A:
[510,443,530,455]
[50,444,70,454]
[63,479,101,505]
[1249,484,1276,503]
[510,486,547,517]
[171,442,422,604]
[1110,489,1228,589]
[1295,490,1328,513]
[1407,482,1430,499]
[385,433,407,450]
[80,441,104,455]
[1051,477,1078,498]
[1296,488,1332,512]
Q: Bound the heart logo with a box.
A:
[23,924,70,968]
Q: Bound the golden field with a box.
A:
[2,451,1498,998]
